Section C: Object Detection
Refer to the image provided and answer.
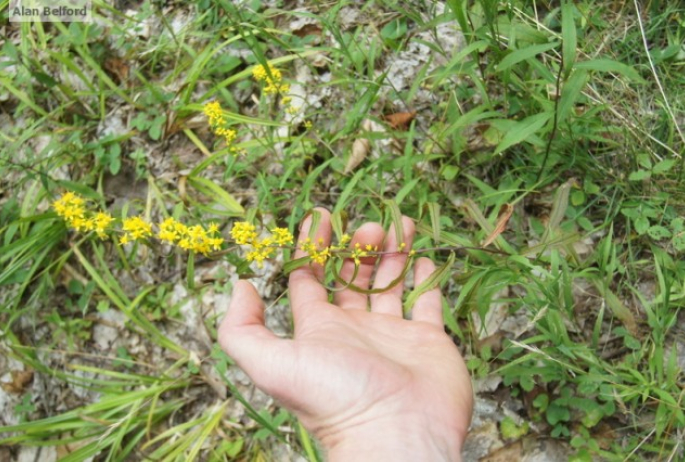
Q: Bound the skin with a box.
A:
[218,209,473,461]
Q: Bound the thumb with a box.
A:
[218,280,285,386]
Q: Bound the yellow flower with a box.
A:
[231,222,258,245]
[299,237,331,265]
[272,227,293,246]
[216,127,237,145]
[122,216,152,242]
[253,64,289,95]
[203,101,225,127]
[350,245,369,266]
[92,212,114,238]
[158,217,181,243]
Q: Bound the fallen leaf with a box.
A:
[1,370,33,394]
[481,439,523,462]
[383,111,417,130]
[103,57,129,85]
[344,138,370,174]
[481,203,513,247]
[292,23,322,38]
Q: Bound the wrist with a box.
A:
[318,413,464,462]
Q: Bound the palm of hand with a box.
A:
[282,305,470,439]
[219,210,472,455]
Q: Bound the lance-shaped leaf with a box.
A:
[384,199,405,246]
[283,256,312,275]
[481,203,513,248]
[426,202,441,244]
[403,252,455,315]
[331,254,412,295]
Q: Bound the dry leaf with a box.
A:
[292,23,322,38]
[344,138,370,174]
[383,111,417,130]
[481,440,523,462]
[481,203,513,247]
[103,57,129,84]
[1,370,33,394]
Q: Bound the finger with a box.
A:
[410,257,444,326]
[289,208,332,322]
[218,281,289,391]
[370,216,415,316]
[333,222,384,310]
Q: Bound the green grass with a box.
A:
[1,0,684,460]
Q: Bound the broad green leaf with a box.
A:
[497,42,560,72]
[561,1,577,75]
[634,216,650,235]
[575,59,645,83]
[628,170,651,181]
[558,69,588,123]
[653,158,676,174]
[647,225,671,240]
[494,112,553,155]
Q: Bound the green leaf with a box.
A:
[426,202,441,244]
[575,59,645,83]
[110,156,121,175]
[283,257,311,274]
[497,42,560,72]
[494,112,553,155]
[634,216,650,235]
[571,190,586,206]
[557,69,588,123]
[561,1,577,75]
[647,225,671,240]
[380,18,407,41]
[546,402,571,425]
[628,169,651,181]
[500,416,529,440]
[384,200,404,247]
[404,252,455,315]
[331,210,347,243]
[653,158,676,174]
[187,176,244,216]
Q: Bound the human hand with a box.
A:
[218,209,473,461]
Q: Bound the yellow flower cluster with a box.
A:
[52,192,114,239]
[252,64,300,114]
[203,101,224,126]
[252,64,290,95]
[157,217,224,254]
[120,216,152,244]
[350,242,378,266]
[52,192,225,255]
[203,101,241,155]
[230,222,294,268]
[299,237,331,265]
[298,234,360,266]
